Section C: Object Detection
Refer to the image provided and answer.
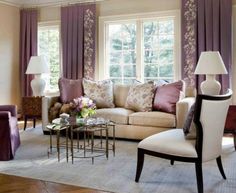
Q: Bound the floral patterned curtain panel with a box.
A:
[61,4,96,80]
[181,0,232,93]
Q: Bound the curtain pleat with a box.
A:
[61,4,96,80]
[181,0,232,93]
[20,9,38,97]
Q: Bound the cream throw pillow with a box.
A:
[83,79,115,108]
[125,81,155,112]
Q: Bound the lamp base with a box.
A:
[201,74,221,95]
[31,74,46,96]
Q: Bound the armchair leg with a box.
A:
[24,116,27,130]
[33,118,36,128]
[216,156,226,179]
[135,148,144,182]
[195,161,203,193]
[233,134,236,151]
[170,160,174,165]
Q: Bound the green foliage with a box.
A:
[38,27,60,90]
[108,19,174,83]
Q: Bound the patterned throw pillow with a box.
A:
[183,104,196,139]
[82,79,115,108]
[125,81,155,112]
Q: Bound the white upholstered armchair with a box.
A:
[135,90,232,193]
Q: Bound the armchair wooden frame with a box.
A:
[135,90,232,193]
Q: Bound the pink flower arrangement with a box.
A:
[71,96,96,118]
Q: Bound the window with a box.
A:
[99,11,180,83]
[38,23,60,91]
[108,23,136,84]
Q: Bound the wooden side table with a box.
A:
[22,96,42,130]
[225,105,236,150]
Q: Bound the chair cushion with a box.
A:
[59,77,83,103]
[129,111,176,128]
[138,129,197,158]
[83,79,115,108]
[95,108,134,124]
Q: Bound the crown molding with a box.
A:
[0,0,21,7]
[0,0,107,8]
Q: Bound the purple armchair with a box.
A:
[0,105,20,161]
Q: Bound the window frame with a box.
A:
[99,10,181,82]
[38,21,61,93]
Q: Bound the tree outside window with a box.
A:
[38,25,60,91]
[106,18,175,84]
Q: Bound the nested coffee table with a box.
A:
[69,117,115,164]
[46,119,70,162]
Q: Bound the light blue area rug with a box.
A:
[0,126,236,193]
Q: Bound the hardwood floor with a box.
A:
[0,173,111,193]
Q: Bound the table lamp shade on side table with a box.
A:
[194,51,227,95]
[25,56,49,96]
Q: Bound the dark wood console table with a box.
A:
[22,96,42,130]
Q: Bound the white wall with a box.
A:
[0,3,20,106]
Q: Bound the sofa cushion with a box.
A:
[129,111,176,128]
[59,77,83,103]
[113,84,131,107]
[153,80,184,114]
[83,79,115,108]
[125,81,155,112]
[95,108,134,125]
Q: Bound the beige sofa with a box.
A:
[42,84,195,140]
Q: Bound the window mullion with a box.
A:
[136,20,142,82]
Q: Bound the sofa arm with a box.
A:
[0,105,17,117]
[176,97,195,128]
[42,96,60,132]
[0,111,11,119]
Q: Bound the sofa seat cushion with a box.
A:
[96,108,134,124]
[129,111,176,128]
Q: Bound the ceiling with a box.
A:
[0,0,105,7]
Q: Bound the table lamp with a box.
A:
[25,56,49,96]
[194,51,227,95]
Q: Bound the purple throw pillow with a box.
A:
[152,80,184,114]
[183,104,195,134]
[59,77,83,103]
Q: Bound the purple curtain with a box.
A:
[61,4,96,80]
[181,0,232,93]
[20,9,38,97]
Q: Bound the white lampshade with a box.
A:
[25,56,49,96]
[25,56,49,74]
[194,51,228,95]
[194,51,227,75]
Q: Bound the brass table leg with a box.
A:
[57,130,60,162]
[113,125,115,156]
[71,126,74,164]
[106,128,108,159]
[66,127,68,163]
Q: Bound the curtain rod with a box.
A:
[21,0,109,9]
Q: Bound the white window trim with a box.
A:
[38,21,61,94]
[98,10,181,82]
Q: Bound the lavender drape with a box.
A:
[181,0,232,93]
[61,4,96,80]
[20,9,38,97]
